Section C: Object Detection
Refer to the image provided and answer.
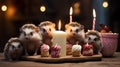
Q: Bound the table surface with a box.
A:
[0,52,120,67]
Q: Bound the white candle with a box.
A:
[69,7,73,23]
[52,31,66,56]
[52,20,66,57]
[92,9,96,30]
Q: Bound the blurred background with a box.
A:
[0,0,120,52]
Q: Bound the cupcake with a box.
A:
[66,43,72,55]
[99,24,118,57]
[101,33,118,57]
[41,44,50,57]
[51,44,61,58]
[83,43,93,56]
[72,44,82,57]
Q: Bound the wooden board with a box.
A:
[22,54,102,62]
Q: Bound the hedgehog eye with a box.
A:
[76,29,79,33]
[88,37,91,40]
[94,38,98,41]
[12,45,15,49]
[49,28,51,31]
[70,29,72,32]
[42,29,46,33]
[18,45,21,48]
[23,32,26,36]
[30,32,33,36]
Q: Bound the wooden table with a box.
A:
[0,52,120,67]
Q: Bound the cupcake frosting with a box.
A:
[41,44,50,51]
[72,44,82,51]
[66,43,72,49]
[51,45,61,51]
[51,45,61,58]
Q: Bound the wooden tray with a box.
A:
[22,54,102,62]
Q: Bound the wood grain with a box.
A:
[22,54,102,62]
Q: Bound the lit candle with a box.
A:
[52,20,66,57]
[69,7,73,23]
[92,9,96,30]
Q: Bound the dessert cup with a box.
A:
[100,33,118,57]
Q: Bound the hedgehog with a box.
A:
[19,24,42,56]
[38,21,56,48]
[65,22,85,45]
[85,30,102,54]
[4,37,24,61]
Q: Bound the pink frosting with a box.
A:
[41,44,50,51]
[83,43,93,56]
[51,45,61,57]
[51,45,61,51]
[66,43,72,49]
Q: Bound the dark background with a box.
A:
[0,0,120,52]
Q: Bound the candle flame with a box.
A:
[93,9,96,18]
[58,20,61,30]
[70,7,73,15]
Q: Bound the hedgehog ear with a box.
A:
[4,42,10,51]
[38,24,43,29]
[84,33,88,38]
[20,27,23,32]
[80,25,84,30]
[35,27,40,33]
[87,30,90,32]
[65,24,69,29]
[52,23,55,28]
[38,25,43,31]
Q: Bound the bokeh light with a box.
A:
[103,1,108,8]
[1,5,7,11]
[40,6,46,12]
[73,2,80,15]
